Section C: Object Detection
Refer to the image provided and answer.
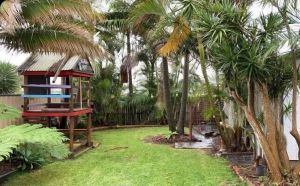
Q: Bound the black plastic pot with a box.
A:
[256,165,266,176]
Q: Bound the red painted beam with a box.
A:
[22,108,93,117]
[20,70,93,77]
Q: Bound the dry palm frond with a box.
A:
[22,0,102,24]
[30,19,95,42]
[0,0,22,33]
[159,18,190,56]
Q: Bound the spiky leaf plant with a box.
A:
[0,62,19,95]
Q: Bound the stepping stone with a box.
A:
[175,142,213,149]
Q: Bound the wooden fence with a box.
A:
[95,100,216,126]
[95,107,162,126]
[0,95,23,128]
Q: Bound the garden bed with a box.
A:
[144,134,200,145]
[218,152,260,185]
[231,164,260,186]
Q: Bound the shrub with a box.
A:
[0,62,19,95]
[0,124,69,170]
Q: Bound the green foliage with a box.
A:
[120,93,163,120]
[0,124,69,163]
[13,142,68,170]
[203,106,219,121]
[1,0,102,58]
[198,0,293,99]
[91,63,122,124]
[165,131,178,140]
[0,104,20,121]
[0,62,19,95]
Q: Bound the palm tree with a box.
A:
[130,0,178,132]
[176,49,189,134]
[130,0,196,134]
[161,56,176,132]
[0,0,104,58]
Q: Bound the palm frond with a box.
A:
[0,0,22,33]
[129,0,167,24]
[39,19,95,42]
[99,12,128,31]
[159,17,190,56]
[0,27,105,59]
[21,0,102,23]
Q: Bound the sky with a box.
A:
[0,1,273,66]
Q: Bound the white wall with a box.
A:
[283,92,300,160]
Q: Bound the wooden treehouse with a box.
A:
[17,53,94,152]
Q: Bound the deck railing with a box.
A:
[0,95,60,128]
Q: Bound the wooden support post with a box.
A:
[87,77,92,146]
[69,117,75,151]
[79,77,82,109]
[46,77,51,104]
[189,106,193,141]
[47,77,51,127]
[87,113,92,146]
[87,78,91,107]
[69,76,74,111]
[23,76,29,112]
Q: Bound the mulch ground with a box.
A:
[231,164,260,185]
[144,134,200,146]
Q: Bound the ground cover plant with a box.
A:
[0,104,20,121]
[4,127,242,186]
[0,124,69,170]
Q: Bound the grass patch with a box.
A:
[5,127,242,186]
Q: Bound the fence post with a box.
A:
[189,106,193,141]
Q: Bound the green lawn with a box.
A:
[5,127,242,186]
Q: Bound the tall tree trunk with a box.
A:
[162,57,176,132]
[148,57,156,98]
[126,30,133,96]
[232,88,283,182]
[243,108,283,182]
[289,48,300,158]
[260,84,281,167]
[197,37,213,108]
[177,51,189,135]
[273,95,290,171]
[271,3,300,175]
